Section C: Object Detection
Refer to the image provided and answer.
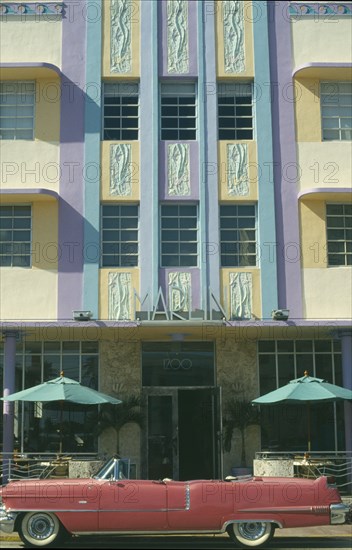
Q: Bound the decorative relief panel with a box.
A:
[111,0,132,73]
[110,144,132,196]
[108,272,131,320]
[167,0,189,74]
[168,143,190,196]
[0,3,64,15]
[229,272,252,319]
[227,143,249,196]
[168,272,191,312]
[223,0,245,73]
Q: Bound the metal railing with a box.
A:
[0,452,104,485]
[255,451,352,494]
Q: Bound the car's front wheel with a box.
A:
[227,521,275,548]
[18,511,63,547]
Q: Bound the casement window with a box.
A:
[220,204,257,266]
[326,204,352,266]
[0,81,35,140]
[321,82,352,141]
[103,83,139,140]
[218,82,253,140]
[160,83,196,140]
[101,204,139,267]
[0,205,31,267]
[160,204,198,267]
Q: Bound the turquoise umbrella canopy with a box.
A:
[252,371,352,451]
[2,373,122,405]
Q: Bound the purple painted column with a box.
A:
[58,0,86,319]
[2,331,17,483]
[339,330,352,454]
[268,1,303,320]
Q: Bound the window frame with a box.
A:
[326,203,352,267]
[0,80,35,141]
[160,82,197,141]
[217,81,254,141]
[320,81,352,141]
[100,203,139,268]
[160,203,199,267]
[0,204,32,268]
[219,203,257,267]
[102,82,140,141]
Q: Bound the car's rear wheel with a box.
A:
[228,521,275,548]
[18,512,63,547]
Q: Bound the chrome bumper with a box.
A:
[0,505,17,534]
[330,503,351,525]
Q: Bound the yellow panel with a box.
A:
[0,19,62,67]
[294,78,321,142]
[218,141,258,201]
[216,0,254,78]
[299,201,326,268]
[297,142,352,193]
[302,268,352,320]
[102,0,140,78]
[220,268,261,319]
[0,269,57,320]
[32,201,59,270]
[101,142,140,201]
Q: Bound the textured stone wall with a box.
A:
[99,340,142,470]
[216,337,260,474]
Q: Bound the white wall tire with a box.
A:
[18,512,62,547]
[228,521,275,548]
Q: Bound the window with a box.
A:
[161,83,196,140]
[218,82,253,140]
[101,204,139,267]
[0,205,31,267]
[103,83,139,140]
[326,204,352,266]
[160,204,198,266]
[0,81,35,140]
[220,204,256,266]
[258,340,344,452]
[321,82,352,141]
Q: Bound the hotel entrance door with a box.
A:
[144,387,221,481]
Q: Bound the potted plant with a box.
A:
[222,398,260,475]
[96,394,144,456]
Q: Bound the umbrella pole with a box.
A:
[59,401,63,455]
[307,402,311,453]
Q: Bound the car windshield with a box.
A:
[93,457,130,480]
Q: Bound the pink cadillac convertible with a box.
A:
[0,457,350,548]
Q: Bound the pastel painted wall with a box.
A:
[0,17,62,67]
[216,0,254,78]
[300,200,352,319]
[101,142,140,201]
[220,268,261,320]
[99,268,140,320]
[102,0,140,78]
[218,141,258,201]
[291,18,352,67]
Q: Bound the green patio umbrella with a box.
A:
[252,371,352,451]
[2,372,122,453]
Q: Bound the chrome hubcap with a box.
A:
[238,522,267,540]
[28,515,55,540]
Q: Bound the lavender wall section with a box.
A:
[268,1,303,320]
[159,0,197,77]
[58,1,86,320]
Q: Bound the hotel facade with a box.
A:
[1,0,351,479]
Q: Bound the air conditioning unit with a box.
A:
[73,310,93,321]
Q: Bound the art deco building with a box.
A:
[1,0,351,479]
